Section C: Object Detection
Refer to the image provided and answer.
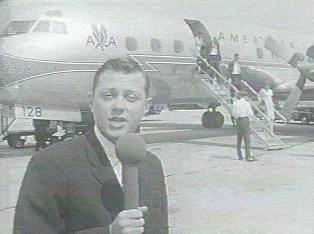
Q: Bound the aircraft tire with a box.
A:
[202,111,213,128]
[212,112,224,128]
[14,139,25,149]
[7,135,25,149]
[301,115,310,125]
[202,111,224,128]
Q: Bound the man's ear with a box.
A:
[145,97,153,110]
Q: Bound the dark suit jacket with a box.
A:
[14,130,168,234]
[228,61,235,74]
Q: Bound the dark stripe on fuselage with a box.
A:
[0,52,294,90]
[0,51,292,69]
[222,59,292,69]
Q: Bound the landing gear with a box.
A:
[201,110,224,128]
[301,115,310,125]
[7,135,25,149]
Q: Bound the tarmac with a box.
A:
[1,110,314,234]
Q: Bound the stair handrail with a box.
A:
[198,57,284,147]
[199,57,232,86]
[198,58,273,126]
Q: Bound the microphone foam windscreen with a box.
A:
[115,133,146,164]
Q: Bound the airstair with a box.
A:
[198,58,287,150]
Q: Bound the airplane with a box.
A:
[1,0,314,147]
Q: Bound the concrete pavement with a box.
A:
[1,111,314,233]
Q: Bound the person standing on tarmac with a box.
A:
[232,90,256,162]
[33,120,50,151]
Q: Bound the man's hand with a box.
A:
[110,206,148,234]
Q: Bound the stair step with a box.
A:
[254,132,284,145]
[267,145,283,150]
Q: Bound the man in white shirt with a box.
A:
[232,90,256,162]
[228,53,243,97]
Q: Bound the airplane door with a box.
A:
[184,19,212,50]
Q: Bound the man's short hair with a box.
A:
[92,58,150,96]
[234,53,239,57]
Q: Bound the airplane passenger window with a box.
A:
[173,40,184,53]
[34,21,50,33]
[126,37,138,51]
[2,21,36,35]
[150,39,162,52]
[51,21,67,34]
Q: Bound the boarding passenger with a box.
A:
[194,33,205,73]
[196,45,209,74]
[228,53,243,97]
[207,38,222,82]
[232,90,256,162]
[259,83,275,134]
[14,58,168,234]
[194,33,204,56]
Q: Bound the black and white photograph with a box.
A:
[0,1,314,233]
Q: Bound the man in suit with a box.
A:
[228,53,243,98]
[207,38,222,82]
[14,58,168,234]
[33,119,50,151]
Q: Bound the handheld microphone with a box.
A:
[115,133,146,209]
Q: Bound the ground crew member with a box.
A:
[232,90,256,162]
[33,120,50,151]
[259,83,275,134]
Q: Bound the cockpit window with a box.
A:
[34,21,50,32]
[2,20,36,35]
[33,20,67,34]
[51,21,67,34]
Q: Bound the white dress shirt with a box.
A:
[232,98,254,118]
[232,61,241,75]
[94,126,122,186]
[210,44,218,55]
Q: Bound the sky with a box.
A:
[1,0,314,40]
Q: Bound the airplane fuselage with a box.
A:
[0,0,313,121]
